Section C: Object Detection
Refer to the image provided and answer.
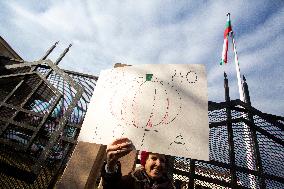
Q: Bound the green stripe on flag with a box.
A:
[225,20,231,28]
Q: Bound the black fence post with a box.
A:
[224,72,238,187]
[243,76,266,189]
[189,159,195,189]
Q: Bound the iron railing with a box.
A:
[0,56,97,188]
[0,55,283,188]
[171,74,284,189]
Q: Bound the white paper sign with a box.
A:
[79,64,209,160]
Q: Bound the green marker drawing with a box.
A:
[146,74,153,81]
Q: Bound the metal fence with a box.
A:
[0,57,283,188]
[171,74,284,189]
[0,56,97,188]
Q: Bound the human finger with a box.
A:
[107,147,131,161]
[111,146,134,158]
[107,141,133,152]
[111,137,131,145]
[107,143,134,156]
[117,141,133,149]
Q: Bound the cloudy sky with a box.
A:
[1,0,283,116]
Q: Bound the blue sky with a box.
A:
[0,0,283,116]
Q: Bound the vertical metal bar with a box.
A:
[166,155,175,182]
[224,72,238,187]
[243,76,266,189]
[188,159,195,189]
[40,41,59,60]
[54,44,72,65]
[243,76,251,105]
[249,120,266,188]
[224,72,230,102]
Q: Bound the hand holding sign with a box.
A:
[106,137,135,171]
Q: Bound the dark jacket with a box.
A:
[102,162,175,189]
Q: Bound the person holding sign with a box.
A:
[101,137,175,189]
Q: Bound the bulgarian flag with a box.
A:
[220,14,232,65]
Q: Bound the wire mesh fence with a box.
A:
[0,57,97,188]
[0,57,283,188]
[171,100,284,189]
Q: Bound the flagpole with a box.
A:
[231,33,245,101]
[232,32,256,187]
[226,13,256,188]
[227,13,245,101]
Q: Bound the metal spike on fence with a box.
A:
[55,44,72,65]
[224,72,230,102]
[242,75,251,105]
[41,41,59,60]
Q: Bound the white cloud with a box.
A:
[0,0,283,116]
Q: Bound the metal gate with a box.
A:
[0,55,97,188]
[171,74,284,189]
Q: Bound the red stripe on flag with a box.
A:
[224,26,232,38]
